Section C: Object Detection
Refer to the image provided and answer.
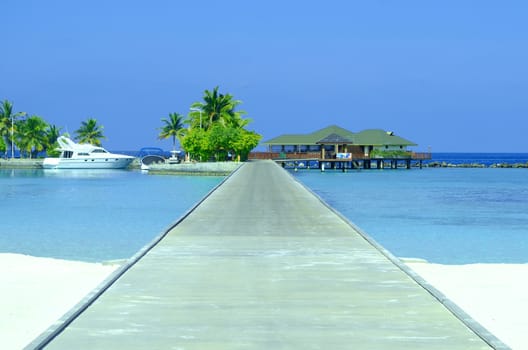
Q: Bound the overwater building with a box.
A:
[250,125,430,169]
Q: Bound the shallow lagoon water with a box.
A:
[0,169,222,262]
[2,165,528,264]
[293,167,528,264]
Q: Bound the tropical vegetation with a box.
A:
[0,100,26,157]
[3,86,262,161]
[370,149,412,158]
[158,112,185,151]
[0,99,108,158]
[170,86,261,162]
[17,115,49,158]
[75,118,105,146]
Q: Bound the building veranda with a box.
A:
[249,125,431,170]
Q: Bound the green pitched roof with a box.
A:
[316,133,353,144]
[354,129,417,146]
[263,125,355,145]
[263,125,417,147]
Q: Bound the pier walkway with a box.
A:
[36,161,503,349]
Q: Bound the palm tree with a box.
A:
[0,136,5,154]
[45,124,61,144]
[0,100,26,158]
[191,86,246,130]
[224,112,252,129]
[158,112,185,151]
[44,124,62,156]
[75,118,105,146]
[17,115,49,158]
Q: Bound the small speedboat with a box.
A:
[137,147,181,170]
[136,147,168,170]
[43,136,134,169]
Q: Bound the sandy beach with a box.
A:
[406,261,528,350]
[0,253,119,350]
[1,253,526,349]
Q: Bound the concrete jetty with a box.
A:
[32,160,505,349]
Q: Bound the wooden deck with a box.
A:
[29,161,506,350]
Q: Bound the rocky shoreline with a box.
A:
[425,161,528,168]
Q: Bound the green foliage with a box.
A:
[0,99,26,157]
[180,128,211,161]
[158,112,185,150]
[75,118,105,146]
[3,88,262,161]
[370,149,411,158]
[208,124,233,161]
[0,100,15,142]
[179,124,261,162]
[1,100,124,158]
[189,86,246,131]
[232,129,261,161]
[44,124,62,157]
[179,86,262,162]
[17,115,49,158]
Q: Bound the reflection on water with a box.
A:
[42,168,133,179]
[0,168,43,178]
[1,169,136,180]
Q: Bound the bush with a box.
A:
[370,149,411,158]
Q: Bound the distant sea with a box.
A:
[1,153,527,264]
[293,153,528,264]
[428,152,528,166]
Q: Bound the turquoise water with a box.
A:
[2,165,528,264]
[0,169,223,262]
[293,167,528,264]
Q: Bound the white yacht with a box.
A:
[43,136,135,169]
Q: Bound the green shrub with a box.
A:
[370,149,411,158]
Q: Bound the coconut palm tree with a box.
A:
[0,100,26,158]
[45,124,61,145]
[191,86,246,130]
[181,87,260,162]
[224,112,251,129]
[44,124,62,156]
[17,115,49,158]
[0,136,5,154]
[158,112,185,151]
[75,118,105,146]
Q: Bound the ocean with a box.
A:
[292,167,528,264]
[1,153,527,264]
[430,153,528,166]
[0,169,223,262]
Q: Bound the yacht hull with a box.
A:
[43,157,134,169]
[43,136,135,170]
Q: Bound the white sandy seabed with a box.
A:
[1,253,527,350]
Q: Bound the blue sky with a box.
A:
[2,1,527,152]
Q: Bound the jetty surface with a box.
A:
[32,160,504,349]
